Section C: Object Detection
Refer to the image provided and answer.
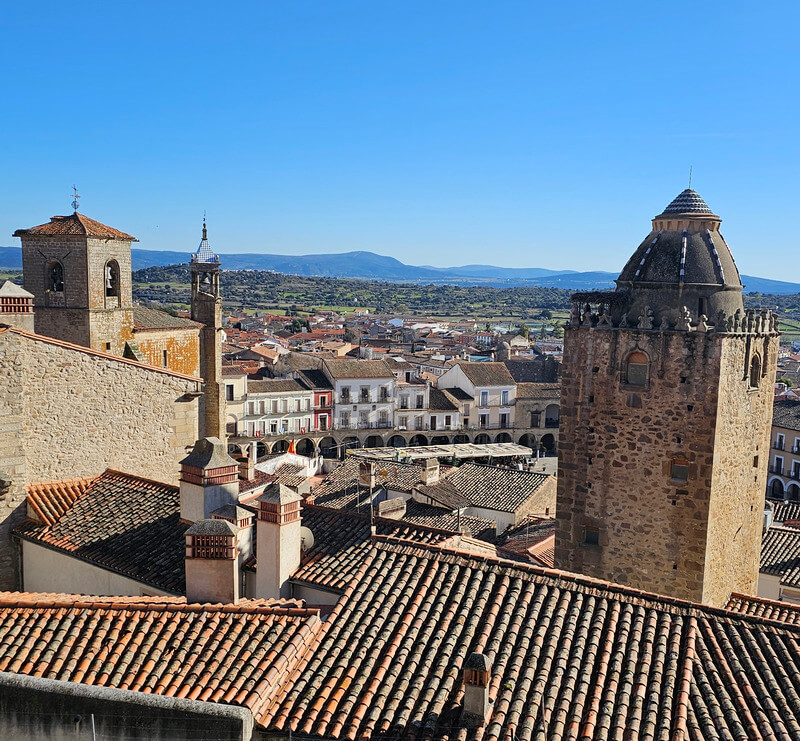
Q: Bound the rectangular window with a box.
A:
[416,394,424,409]
[282,399,288,413]
[379,410,388,426]
[775,456,784,475]
[359,410,369,426]
[445,415,451,427]
[399,415,408,428]
[360,386,370,403]
[480,391,489,406]
[340,412,350,427]
[531,411,541,427]
[479,414,488,429]
[259,401,266,415]
[305,398,311,411]
[500,413,509,428]
[793,461,800,479]
[777,433,786,450]
[272,400,279,414]
[295,398,301,412]
[400,395,409,409]
[379,386,389,402]
[270,421,278,433]
[162,349,168,367]
[501,390,509,405]
[248,402,255,415]
[341,386,350,402]
[320,395,328,406]
[584,527,600,546]
[670,462,689,482]
[226,384,234,401]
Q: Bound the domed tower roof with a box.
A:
[615,188,743,322]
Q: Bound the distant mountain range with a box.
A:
[1,245,797,295]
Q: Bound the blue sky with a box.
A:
[1,1,798,279]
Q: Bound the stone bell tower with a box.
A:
[13,197,136,354]
[190,219,226,440]
[555,189,779,606]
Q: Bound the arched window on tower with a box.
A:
[46,260,64,292]
[625,351,649,386]
[749,354,761,388]
[104,260,120,306]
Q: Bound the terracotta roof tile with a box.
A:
[291,504,454,592]
[402,499,497,541]
[455,361,515,386]
[0,591,319,725]
[132,306,201,330]
[323,359,393,379]
[13,213,137,241]
[443,462,553,513]
[771,399,800,432]
[760,524,800,587]
[14,470,188,593]
[724,592,800,625]
[264,540,800,740]
[25,476,96,525]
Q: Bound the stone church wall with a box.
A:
[0,327,200,589]
[135,326,201,377]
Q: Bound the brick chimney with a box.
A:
[463,652,492,725]
[255,483,302,599]
[184,519,240,604]
[0,281,34,332]
[421,458,440,486]
[179,437,240,523]
[237,450,255,482]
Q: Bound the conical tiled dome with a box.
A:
[192,218,218,264]
[614,188,743,321]
[657,188,714,216]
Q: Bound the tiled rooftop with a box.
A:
[310,457,431,510]
[14,470,188,594]
[132,306,201,330]
[772,501,800,522]
[402,499,497,541]
[772,399,800,432]
[761,524,800,587]
[263,540,800,740]
[725,592,800,625]
[291,504,454,592]
[323,359,393,379]
[428,387,459,411]
[658,188,715,215]
[25,476,95,526]
[13,212,137,241]
[248,378,307,394]
[497,515,556,567]
[295,368,334,390]
[515,382,560,400]
[0,591,319,726]
[455,361,516,387]
[444,462,553,513]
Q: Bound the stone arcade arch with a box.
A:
[318,436,338,458]
[518,433,537,449]
[409,434,428,447]
[453,433,470,444]
[495,432,513,443]
[296,438,315,457]
[769,477,785,499]
[474,433,491,445]
[364,435,384,449]
[540,433,556,454]
[272,439,290,454]
[430,435,450,445]
[787,483,800,502]
[387,435,405,448]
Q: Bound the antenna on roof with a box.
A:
[688,166,693,189]
[71,185,80,213]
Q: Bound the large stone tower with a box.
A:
[555,189,779,606]
[190,219,226,440]
[13,210,136,354]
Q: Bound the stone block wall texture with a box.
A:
[135,327,202,377]
[555,326,776,606]
[0,328,200,589]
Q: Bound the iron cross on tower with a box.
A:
[71,185,80,212]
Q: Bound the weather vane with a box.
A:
[688,166,693,189]
[71,185,80,212]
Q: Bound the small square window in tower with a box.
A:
[626,352,648,386]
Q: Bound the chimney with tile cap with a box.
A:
[185,519,240,604]
[421,458,440,486]
[180,437,240,523]
[255,482,302,599]
[463,652,492,725]
[0,281,35,332]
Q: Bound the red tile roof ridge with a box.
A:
[0,326,203,383]
[368,539,800,626]
[0,590,319,617]
[13,212,138,241]
[99,468,178,491]
[25,475,98,525]
[724,591,800,626]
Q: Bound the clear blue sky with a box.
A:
[2,1,798,280]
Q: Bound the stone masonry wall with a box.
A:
[702,333,778,606]
[135,327,201,377]
[557,326,721,603]
[556,324,776,606]
[0,328,200,589]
